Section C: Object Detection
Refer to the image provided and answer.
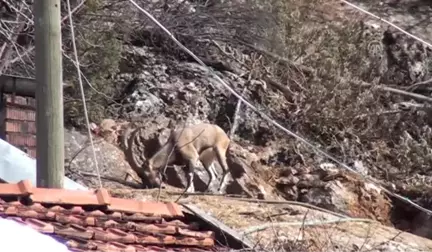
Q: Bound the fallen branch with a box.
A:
[354,80,432,103]
[406,77,432,92]
[78,171,143,189]
[241,217,376,235]
[230,197,349,219]
[230,87,246,139]
[168,191,248,198]
[171,192,349,219]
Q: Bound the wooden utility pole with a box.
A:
[34,0,64,188]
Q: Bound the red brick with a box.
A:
[5,95,27,106]
[4,121,19,132]
[6,134,36,147]
[5,106,35,121]
[28,98,36,107]
[4,94,36,108]
[5,120,36,133]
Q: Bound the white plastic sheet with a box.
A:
[0,138,87,190]
[0,217,71,252]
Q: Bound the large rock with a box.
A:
[276,163,392,223]
[64,128,141,189]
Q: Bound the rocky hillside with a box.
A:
[3,0,432,249]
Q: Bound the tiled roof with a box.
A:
[0,180,217,252]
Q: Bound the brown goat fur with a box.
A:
[124,122,231,193]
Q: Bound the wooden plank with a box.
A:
[181,203,255,249]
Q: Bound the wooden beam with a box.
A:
[0,75,37,97]
[34,0,64,188]
[181,204,255,250]
[0,74,70,98]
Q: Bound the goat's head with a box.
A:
[142,159,162,188]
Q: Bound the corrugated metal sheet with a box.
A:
[0,138,87,191]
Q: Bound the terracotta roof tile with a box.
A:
[108,197,182,217]
[0,180,32,195]
[29,188,109,205]
[0,180,217,251]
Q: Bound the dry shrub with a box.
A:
[64,0,280,126]
[257,0,432,191]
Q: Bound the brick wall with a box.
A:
[0,93,36,158]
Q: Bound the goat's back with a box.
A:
[170,123,229,151]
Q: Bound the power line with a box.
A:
[65,0,102,188]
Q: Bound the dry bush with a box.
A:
[255,0,432,192]
[61,0,280,127]
[61,0,123,127]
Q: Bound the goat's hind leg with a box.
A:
[199,148,216,192]
[214,146,230,193]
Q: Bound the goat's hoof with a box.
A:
[204,185,211,193]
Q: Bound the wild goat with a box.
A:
[124,122,231,193]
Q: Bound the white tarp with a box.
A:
[0,217,71,252]
[0,138,87,190]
